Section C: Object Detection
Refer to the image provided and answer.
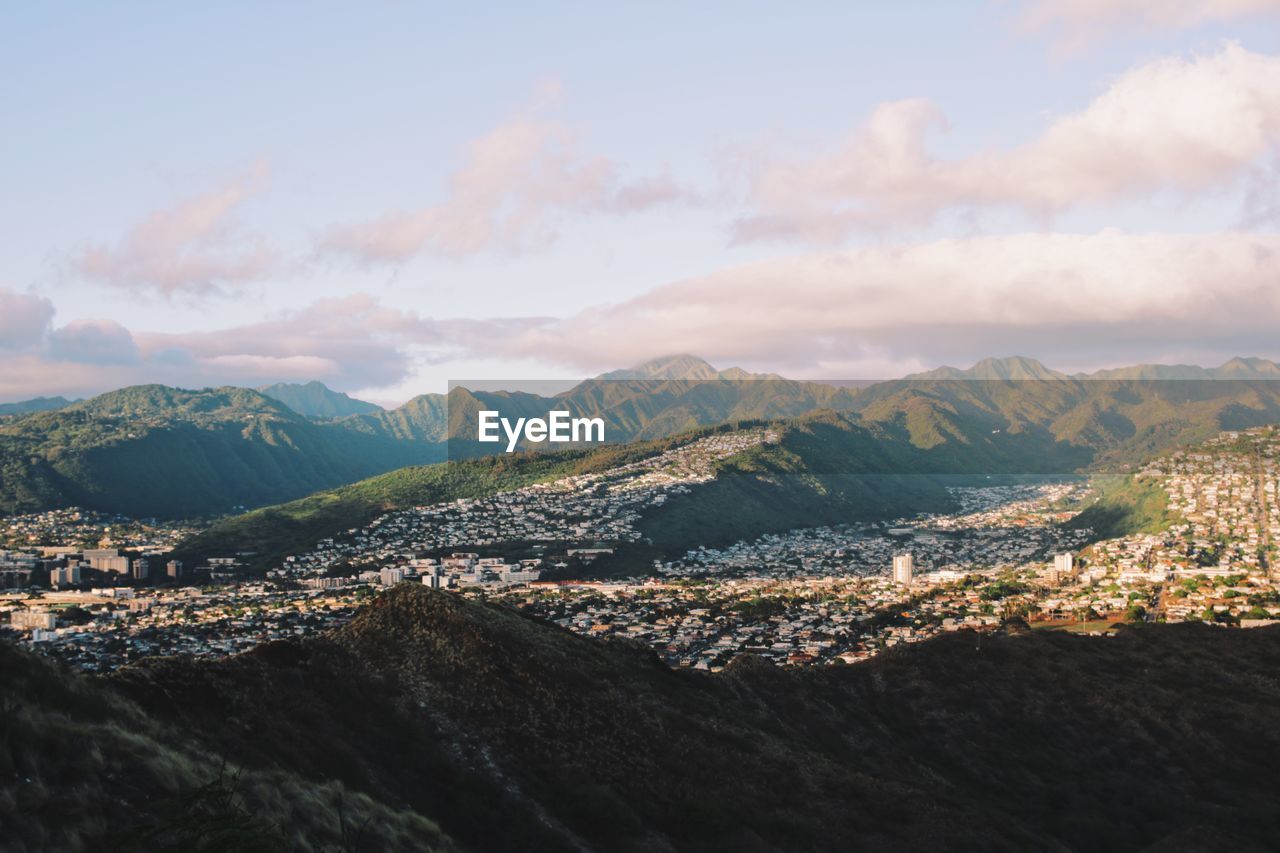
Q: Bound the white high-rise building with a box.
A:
[88,552,130,574]
[892,553,914,586]
[1054,553,1075,578]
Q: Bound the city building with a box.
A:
[84,549,131,574]
[1054,552,1075,577]
[50,564,82,586]
[11,609,57,630]
[892,553,914,586]
[0,568,32,589]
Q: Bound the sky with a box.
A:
[3,0,1280,404]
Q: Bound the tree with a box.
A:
[61,606,93,626]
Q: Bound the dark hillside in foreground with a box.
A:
[6,586,1280,851]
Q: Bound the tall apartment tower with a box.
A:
[166,560,184,579]
[50,564,82,586]
[1053,553,1075,578]
[892,553,914,586]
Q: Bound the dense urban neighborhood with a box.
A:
[6,427,1280,672]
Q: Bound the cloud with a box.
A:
[0,291,456,401]
[76,162,278,295]
[0,289,55,350]
[733,44,1280,244]
[10,230,1280,400]
[133,295,444,389]
[1016,0,1280,50]
[320,102,694,264]
[466,230,1280,376]
[49,320,139,365]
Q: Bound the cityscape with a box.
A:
[7,427,1280,675]
[8,3,1280,848]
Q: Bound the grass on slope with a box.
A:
[0,641,457,853]
[1064,474,1172,541]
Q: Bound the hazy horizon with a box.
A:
[11,351,1280,409]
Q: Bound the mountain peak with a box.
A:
[1214,356,1280,378]
[599,354,721,380]
[1080,356,1280,380]
[65,384,299,420]
[0,395,74,416]
[598,354,779,381]
[906,356,1068,381]
[258,381,382,418]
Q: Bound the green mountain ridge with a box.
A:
[0,395,75,417]
[0,385,444,518]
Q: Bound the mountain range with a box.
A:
[6,354,1280,521]
[908,355,1280,381]
[6,584,1280,851]
[0,395,76,417]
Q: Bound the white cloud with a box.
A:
[473,230,1280,375]
[49,320,139,365]
[132,295,444,389]
[320,99,693,264]
[1017,0,1280,50]
[0,292,454,401]
[10,230,1280,399]
[733,44,1280,243]
[0,289,55,350]
[76,162,278,295]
